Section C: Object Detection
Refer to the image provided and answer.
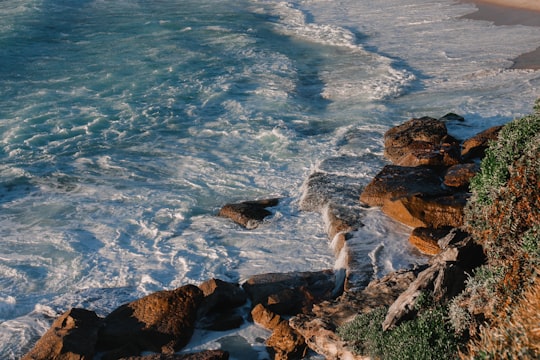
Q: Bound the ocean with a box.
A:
[1,0,539,358]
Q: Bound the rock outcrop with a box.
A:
[243,270,339,316]
[97,285,204,359]
[383,116,461,167]
[22,308,102,360]
[24,115,502,360]
[197,279,247,331]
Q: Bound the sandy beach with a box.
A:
[463,0,540,69]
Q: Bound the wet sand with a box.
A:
[461,0,540,69]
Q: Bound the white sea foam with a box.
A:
[1,0,540,357]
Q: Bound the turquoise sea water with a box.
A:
[1,0,539,357]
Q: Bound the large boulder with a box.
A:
[381,192,468,229]
[198,279,247,312]
[461,125,503,160]
[98,284,204,358]
[22,308,102,360]
[242,270,338,315]
[359,165,447,207]
[197,279,246,331]
[384,117,460,167]
[218,198,280,229]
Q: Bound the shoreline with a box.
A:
[462,0,540,69]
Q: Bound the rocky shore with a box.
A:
[23,115,501,360]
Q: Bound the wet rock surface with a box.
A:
[24,115,496,360]
[22,308,102,360]
[218,198,280,229]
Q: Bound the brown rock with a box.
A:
[384,117,450,165]
[382,192,468,229]
[461,125,503,160]
[198,279,247,315]
[408,227,453,255]
[443,163,480,189]
[118,350,229,359]
[242,271,338,316]
[392,141,461,167]
[22,308,102,360]
[251,303,283,331]
[218,198,279,229]
[360,165,447,207]
[98,284,204,357]
[266,321,308,360]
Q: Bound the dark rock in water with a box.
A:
[461,125,503,160]
[443,162,480,189]
[266,321,308,360]
[117,350,229,359]
[408,226,454,255]
[22,308,102,360]
[98,284,203,358]
[198,279,247,315]
[242,270,338,316]
[360,165,447,207]
[384,117,459,166]
[196,279,246,331]
[382,192,469,229]
[439,112,465,122]
[218,198,280,229]
[197,310,244,331]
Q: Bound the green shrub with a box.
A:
[458,101,540,358]
[338,306,460,360]
[466,112,540,264]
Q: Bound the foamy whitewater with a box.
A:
[1,0,539,358]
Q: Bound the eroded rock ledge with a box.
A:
[24,115,499,359]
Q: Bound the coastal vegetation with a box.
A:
[339,100,540,360]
